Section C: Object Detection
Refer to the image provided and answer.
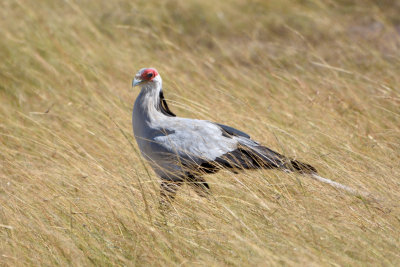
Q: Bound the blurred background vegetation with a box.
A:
[0,0,399,266]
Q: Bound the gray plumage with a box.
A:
[131,68,358,202]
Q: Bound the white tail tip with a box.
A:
[310,173,359,196]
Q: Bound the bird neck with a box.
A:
[134,82,174,124]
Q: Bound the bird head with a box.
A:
[132,68,161,88]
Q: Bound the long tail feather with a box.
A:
[224,142,372,198]
[254,146,371,197]
[310,173,357,194]
[309,173,376,200]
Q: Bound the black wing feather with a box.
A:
[201,123,317,174]
[215,123,251,139]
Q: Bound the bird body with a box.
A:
[131,68,356,202]
[133,76,238,180]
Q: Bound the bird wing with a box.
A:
[151,119,279,169]
[213,123,316,173]
[150,118,316,174]
[153,118,238,163]
[215,123,251,139]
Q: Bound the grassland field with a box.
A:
[1,0,400,266]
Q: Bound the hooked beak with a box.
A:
[132,78,143,87]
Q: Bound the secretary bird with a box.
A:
[132,68,358,203]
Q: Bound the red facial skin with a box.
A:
[140,68,159,81]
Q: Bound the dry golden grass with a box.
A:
[1,0,400,266]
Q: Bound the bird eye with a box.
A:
[147,73,153,78]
